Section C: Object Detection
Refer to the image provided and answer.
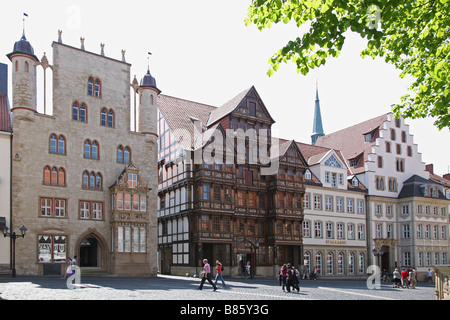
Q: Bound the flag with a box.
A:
[23,13,28,17]
[148,52,152,55]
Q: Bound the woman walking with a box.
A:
[214,260,226,288]
[280,264,288,292]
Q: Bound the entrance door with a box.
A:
[80,236,98,267]
[381,246,390,272]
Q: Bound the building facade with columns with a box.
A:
[4,30,159,276]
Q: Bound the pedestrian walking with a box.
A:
[427,269,433,283]
[280,264,288,292]
[214,260,226,288]
[312,267,318,280]
[409,268,417,289]
[287,267,300,293]
[400,268,409,288]
[198,259,217,291]
[63,257,73,279]
[392,268,401,288]
[246,261,252,279]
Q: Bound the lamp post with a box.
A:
[1,225,27,277]
[372,247,384,270]
[243,238,260,279]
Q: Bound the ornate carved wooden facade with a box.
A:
[157,87,307,276]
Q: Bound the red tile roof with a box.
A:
[315,113,389,174]
[0,94,12,132]
[157,94,216,149]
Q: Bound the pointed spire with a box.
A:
[311,79,325,145]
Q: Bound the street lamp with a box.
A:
[1,225,27,277]
[372,247,384,270]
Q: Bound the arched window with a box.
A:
[88,78,94,96]
[49,134,57,154]
[117,145,123,163]
[89,172,95,190]
[79,103,87,122]
[83,171,89,189]
[327,252,334,274]
[84,140,91,158]
[94,80,101,97]
[108,109,114,127]
[338,252,345,274]
[15,61,19,72]
[124,147,131,164]
[44,166,51,185]
[92,141,99,159]
[58,136,66,155]
[25,61,29,73]
[101,108,107,126]
[51,167,58,185]
[117,145,131,164]
[58,168,66,186]
[96,173,102,190]
[315,252,323,274]
[72,102,79,121]
[82,171,102,190]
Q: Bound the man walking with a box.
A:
[198,259,217,291]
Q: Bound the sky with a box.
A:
[1,0,448,176]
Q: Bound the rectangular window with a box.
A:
[314,195,322,210]
[40,198,52,217]
[133,194,140,211]
[54,199,66,217]
[140,195,147,212]
[124,193,131,210]
[92,202,103,220]
[213,186,221,201]
[203,185,210,200]
[116,193,123,210]
[128,173,137,188]
[80,201,90,219]
[38,235,67,263]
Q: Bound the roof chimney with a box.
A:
[425,164,434,174]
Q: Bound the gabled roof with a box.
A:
[315,113,389,174]
[206,86,275,127]
[157,94,216,150]
[274,139,308,166]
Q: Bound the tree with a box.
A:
[245,0,449,130]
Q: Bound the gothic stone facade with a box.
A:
[8,35,158,276]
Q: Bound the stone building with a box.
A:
[5,30,158,276]
[297,141,368,279]
[316,113,450,277]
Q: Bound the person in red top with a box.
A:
[198,259,217,291]
[400,268,409,288]
[214,260,226,288]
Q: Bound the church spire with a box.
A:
[311,80,324,145]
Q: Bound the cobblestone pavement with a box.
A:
[0,274,435,301]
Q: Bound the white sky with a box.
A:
[1,0,448,175]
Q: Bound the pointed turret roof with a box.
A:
[311,82,324,145]
[7,31,39,62]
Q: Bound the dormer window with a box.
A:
[305,170,312,180]
[352,177,359,187]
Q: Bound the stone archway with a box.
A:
[75,230,108,270]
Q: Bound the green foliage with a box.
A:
[245,0,450,130]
